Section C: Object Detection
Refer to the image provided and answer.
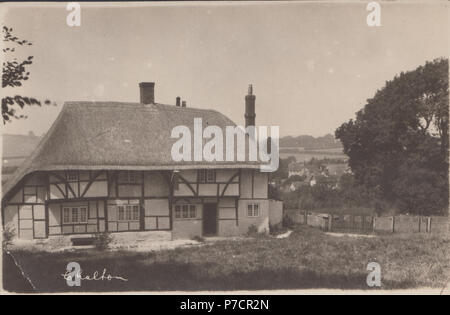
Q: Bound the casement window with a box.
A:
[247,203,260,217]
[174,204,197,219]
[198,170,216,183]
[63,207,88,224]
[67,171,78,182]
[118,205,140,221]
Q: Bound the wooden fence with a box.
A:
[284,209,450,234]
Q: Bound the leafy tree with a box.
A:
[268,184,282,201]
[336,58,449,215]
[2,26,51,124]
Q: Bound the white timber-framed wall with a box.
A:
[2,168,269,240]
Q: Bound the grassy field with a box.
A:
[3,226,449,293]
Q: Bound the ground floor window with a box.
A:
[174,204,197,219]
[247,203,260,217]
[63,206,88,224]
[118,205,140,221]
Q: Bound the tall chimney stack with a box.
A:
[245,84,256,127]
[139,82,155,104]
[176,97,181,107]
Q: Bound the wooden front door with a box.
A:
[203,203,217,236]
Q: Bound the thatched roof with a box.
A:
[2,101,260,198]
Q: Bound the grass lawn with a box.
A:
[3,226,450,293]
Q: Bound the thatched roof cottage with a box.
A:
[2,83,280,241]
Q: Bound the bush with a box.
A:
[93,232,112,250]
[2,224,16,249]
[283,214,295,229]
[246,224,259,237]
[191,236,205,243]
[269,223,287,236]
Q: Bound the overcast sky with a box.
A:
[1,1,448,137]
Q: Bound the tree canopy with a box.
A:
[335,58,449,215]
[2,26,51,124]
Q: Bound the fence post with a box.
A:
[419,216,422,233]
[304,211,308,226]
[370,216,374,233]
[328,214,332,232]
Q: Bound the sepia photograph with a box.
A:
[0,0,449,299]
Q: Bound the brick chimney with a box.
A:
[245,84,256,127]
[139,82,155,104]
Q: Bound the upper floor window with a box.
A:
[63,206,88,224]
[247,203,260,217]
[118,205,140,221]
[198,170,216,183]
[67,171,78,182]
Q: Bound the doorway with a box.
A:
[203,203,218,236]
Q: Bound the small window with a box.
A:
[63,206,88,224]
[174,204,197,219]
[189,205,196,218]
[198,170,216,183]
[182,205,189,218]
[67,171,78,182]
[118,205,139,221]
[247,203,260,217]
[175,205,181,218]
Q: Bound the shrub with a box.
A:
[191,236,205,243]
[283,214,295,229]
[246,224,259,237]
[2,224,16,249]
[93,232,112,250]
[269,223,287,236]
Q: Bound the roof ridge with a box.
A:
[63,101,222,114]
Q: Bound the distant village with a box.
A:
[284,158,350,192]
[271,154,350,194]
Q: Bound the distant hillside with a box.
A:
[2,133,42,184]
[280,134,342,150]
[2,133,41,158]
